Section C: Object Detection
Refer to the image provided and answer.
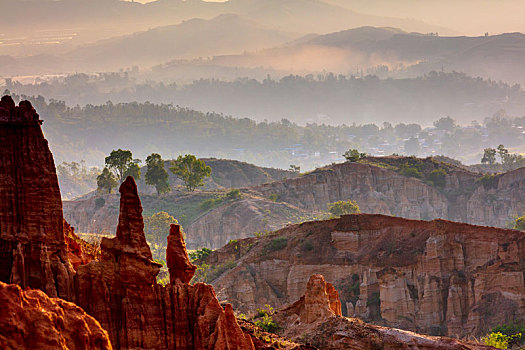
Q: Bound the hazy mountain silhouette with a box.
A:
[1,0,453,58]
[198,27,525,85]
[65,14,296,71]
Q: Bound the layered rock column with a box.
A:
[303,274,342,323]
[75,177,254,349]
[0,96,74,299]
[166,223,196,283]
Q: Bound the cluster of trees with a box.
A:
[328,200,360,217]
[343,149,367,162]
[481,144,525,171]
[5,71,524,127]
[97,149,141,193]
[6,92,525,170]
[96,150,211,195]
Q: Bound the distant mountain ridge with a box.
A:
[206,27,525,85]
[0,0,454,72]
[64,14,296,70]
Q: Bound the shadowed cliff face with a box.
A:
[205,214,525,338]
[0,95,74,299]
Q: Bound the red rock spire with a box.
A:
[0,96,73,299]
[113,176,152,259]
[166,223,196,284]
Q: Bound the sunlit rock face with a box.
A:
[207,213,525,338]
[0,281,112,350]
[0,96,74,299]
[0,97,254,349]
[274,274,492,350]
[75,177,254,349]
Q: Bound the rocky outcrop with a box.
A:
[1,97,254,349]
[0,281,112,350]
[64,157,525,252]
[0,96,74,299]
[206,213,525,338]
[253,162,449,220]
[465,167,525,227]
[185,196,310,249]
[64,220,97,270]
[237,319,317,350]
[274,275,491,350]
[166,223,196,283]
[302,274,342,323]
[62,193,120,235]
[75,177,254,349]
[253,159,525,227]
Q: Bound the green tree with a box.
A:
[123,161,141,181]
[427,168,447,188]
[343,149,367,162]
[170,154,211,192]
[289,164,301,173]
[328,200,360,217]
[144,211,178,260]
[514,214,525,230]
[189,247,213,262]
[145,153,170,196]
[497,145,525,171]
[481,148,497,165]
[105,149,133,182]
[96,167,118,194]
[497,144,509,162]
[482,332,521,349]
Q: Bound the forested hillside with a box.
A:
[6,87,525,170]
[5,71,523,126]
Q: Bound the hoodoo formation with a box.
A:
[75,176,254,349]
[0,97,254,350]
[0,96,74,299]
[0,95,519,349]
[166,223,197,283]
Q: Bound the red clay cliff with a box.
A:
[166,223,197,283]
[274,274,492,350]
[0,97,254,349]
[0,96,74,299]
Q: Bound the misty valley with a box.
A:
[2,1,525,349]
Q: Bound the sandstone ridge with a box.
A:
[0,97,254,350]
[206,213,525,338]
